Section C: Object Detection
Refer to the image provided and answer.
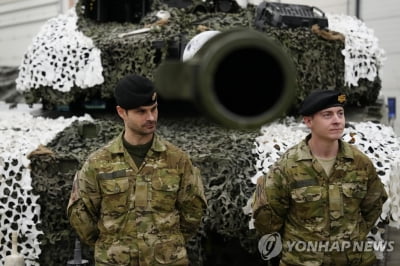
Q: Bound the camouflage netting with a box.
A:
[16,0,383,112]
[27,116,265,265]
[327,13,385,87]
[0,108,92,266]
[15,9,103,93]
[27,119,119,266]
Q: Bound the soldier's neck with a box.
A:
[308,137,339,159]
[124,131,154,146]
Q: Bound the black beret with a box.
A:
[114,74,157,109]
[299,90,346,116]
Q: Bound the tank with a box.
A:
[11,0,387,265]
[15,0,382,129]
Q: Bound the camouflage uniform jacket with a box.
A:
[252,135,388,266]
[67,132,207,265]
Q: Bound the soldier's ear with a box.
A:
[116,105,127,119]
[303,116,312,127]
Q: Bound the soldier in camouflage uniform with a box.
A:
[67,74,207,265]
[252,90,388,266]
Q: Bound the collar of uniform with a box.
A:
[106,131,167,155]
[296,134,354,161]
[150,134,167,152]
[296,135,313,161]
[336,139,354,160]
[106,131,125,154]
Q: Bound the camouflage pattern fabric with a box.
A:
[67,132,207,265]
[252,135,388,266]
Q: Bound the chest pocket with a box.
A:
[290,185,324,220]
[291,185,322,202]
[342,183,367,198]
[99,176,130,214]
[151,169,180,212]
[342,182,367,215]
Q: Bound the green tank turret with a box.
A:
[16,0,382,129]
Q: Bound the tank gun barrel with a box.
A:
[154,28,297,129]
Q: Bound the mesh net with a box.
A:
[16,8,103,93]
[327,13,386,87]
[0,106,92,265]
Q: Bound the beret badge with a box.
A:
[337,94,346,103]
